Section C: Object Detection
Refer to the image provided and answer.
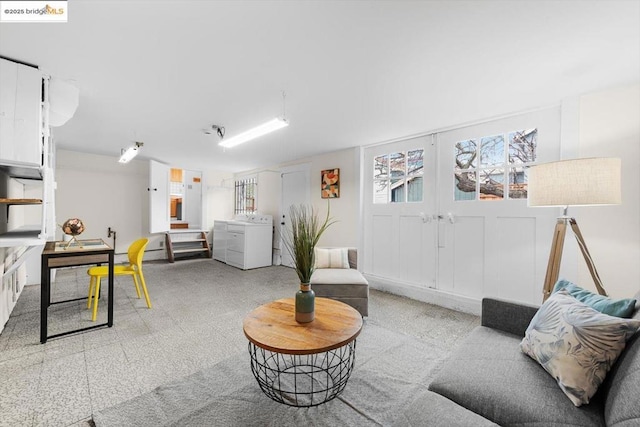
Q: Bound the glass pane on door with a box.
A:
[455,139,477,169]
[374,155,389,179]
[508,129,537,164]
[455,170,476,201]
[479,168,504,200]
[373,180,388,204]
[480,135,504,167]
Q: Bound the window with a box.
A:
[454,128,537,201]
[235,177,257,214]
[373,149,424,203]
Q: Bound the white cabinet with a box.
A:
[149,160,170,233]
[0,58,54,334]
[0,58,42,166]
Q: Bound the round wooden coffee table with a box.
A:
[243,297,363,407]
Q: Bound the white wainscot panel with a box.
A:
[372,215,393,278]
[453,216,484,299]
[399,215,423,285]
[491,217,537,303]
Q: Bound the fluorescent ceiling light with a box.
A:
[119,142,143,163]
[219,118,288,148]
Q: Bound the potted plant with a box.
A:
[284,203,335,323]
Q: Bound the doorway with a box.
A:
[279,164,311,267]
[149,161,203,233]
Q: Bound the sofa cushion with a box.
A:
[310,268,368,286]
[429,326,606,426]
[314,247,350,269]
[399,388,499,426]
[553,279,637,318]
[520,290,640,406]
[603,294,640,427]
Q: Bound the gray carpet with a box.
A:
[93,320,456,426]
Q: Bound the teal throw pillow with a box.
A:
[553,279,637,318]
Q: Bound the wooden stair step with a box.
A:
[173,248,209,254]
[165,230,211,263]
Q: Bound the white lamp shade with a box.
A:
[528,157,621,207]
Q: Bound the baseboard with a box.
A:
[364,273,482,316]
[143,248,167,262]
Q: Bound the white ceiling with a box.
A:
[1,0,639,172]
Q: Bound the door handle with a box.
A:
[436,213,455,224]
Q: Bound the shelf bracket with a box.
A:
[3,245,43,277]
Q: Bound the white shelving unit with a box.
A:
[0,57,56,333]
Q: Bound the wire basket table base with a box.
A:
[248,340,357,407]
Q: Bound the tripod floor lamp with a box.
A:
[528,157,622,302]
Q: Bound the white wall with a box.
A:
[203,168,235,244]
[245,147,361,249]
[307,148,361,248]
[56,150,155,259]
[575,83,640,298]
[56,150,233,260]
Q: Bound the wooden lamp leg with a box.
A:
[569,218,608,297]
[541,217,608,303]
[542,219,567,302]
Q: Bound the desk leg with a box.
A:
[40,255,49,344]
[108,251,114,327]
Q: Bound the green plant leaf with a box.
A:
[283,202,336,284]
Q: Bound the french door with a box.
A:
[363,136,437,287]
[363,107,561,305]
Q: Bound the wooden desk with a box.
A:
[40,240,114,343]
[243,298,363,406]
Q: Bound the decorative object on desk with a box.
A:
[60,218,85,248]
[284,203,335,323]
[321,168,340,198]
[528,157,621,302]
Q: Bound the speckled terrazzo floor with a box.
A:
[0,258,479,427]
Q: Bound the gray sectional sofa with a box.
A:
[427,294,640,426]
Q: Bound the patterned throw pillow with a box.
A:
[314,248,350,269]
[520,290,640,406]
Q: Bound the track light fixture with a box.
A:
[204,125,225,139]
[118,141,143,163]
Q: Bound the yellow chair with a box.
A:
[87,238,151,321]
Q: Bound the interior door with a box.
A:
[149,160,170,233]
[280,164,311,267]
[436,106,561,304]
